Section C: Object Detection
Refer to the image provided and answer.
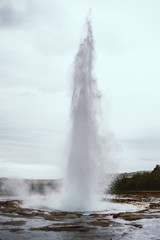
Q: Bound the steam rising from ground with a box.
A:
[0,178,138,214]
[0,179,62,209]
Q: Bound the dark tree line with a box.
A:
[110,165,160,193]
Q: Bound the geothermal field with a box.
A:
[1,179,160,240]
[1,15,160,240]
[1,1,160,239]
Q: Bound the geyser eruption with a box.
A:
[62,16,103,211]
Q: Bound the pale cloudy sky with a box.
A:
[0,0,160,179]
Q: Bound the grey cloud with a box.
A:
[142,158,160,162]
[0,0,69,30]
[0,122,28,146]
[0,124,53,164]
[0,0,44,28]
[0,3,25,27]
[121,133,160,151]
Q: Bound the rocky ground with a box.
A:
[0,193,160,240]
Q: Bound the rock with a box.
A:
[0,220,25,226]
[88,220,110,227]
[30,225,95,232]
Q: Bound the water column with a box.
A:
[62,16,101,211]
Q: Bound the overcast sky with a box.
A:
[0,0,160,179]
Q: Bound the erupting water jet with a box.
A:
[62,15,103,211]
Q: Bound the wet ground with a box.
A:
[0,193,160,240]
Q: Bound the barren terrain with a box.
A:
[0,193,160,239]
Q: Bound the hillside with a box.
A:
[110,165,160,193]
